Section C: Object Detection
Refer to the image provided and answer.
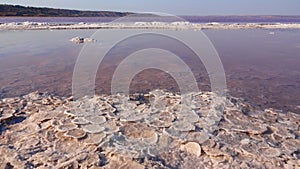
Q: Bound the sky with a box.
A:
[1,0,300,15]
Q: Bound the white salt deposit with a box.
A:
[1,22,300,30]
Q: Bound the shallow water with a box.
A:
[0,29,299,113]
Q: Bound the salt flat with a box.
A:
[0,90,299,168]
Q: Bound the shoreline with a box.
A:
[1,22,300,30]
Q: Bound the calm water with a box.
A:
[0,29,299,113]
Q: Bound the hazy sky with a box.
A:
[1,0,300,15]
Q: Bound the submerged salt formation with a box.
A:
[70,36,96,44]
[0,90,299,168]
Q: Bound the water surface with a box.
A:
[0,29,299,113]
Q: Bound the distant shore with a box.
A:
[0,4,132,17]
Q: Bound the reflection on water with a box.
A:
[0,29,96,97]
[205,29,300,113]
[0,29,299,113]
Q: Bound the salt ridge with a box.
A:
[1,21,300,30]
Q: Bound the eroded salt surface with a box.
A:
[0,90,299,168]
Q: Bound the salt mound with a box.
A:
[70,36,96,44]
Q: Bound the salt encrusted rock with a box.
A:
[64,129,86,139]
[201,139,222,156]
[143,132,158,144]
[84,115,106,124]
[146,111,175,128]
[152,111,175,122]
[216,130,245,146]
[281,139,300,154]
[71,117,90,125]
[105,154,145,169]
[0,113,13,122]
[185,131,210,144]
[180,142,202,157]
[156,134,178,151]
[240,138,251,145]
[38,119,53,129]
[0,89,300,168]
[84,133,106,145]
[120,112,146,122]
[224,110,249,124]
[81,124,105,133]
[70,37,96,44]
[121,123,157,143]
[63,110,77,117]
[173,120,195,132]
[164,126,187,139]
[100,121,119,134]
[240,142,259,156]
[120,102,137,110]
[67,108,86,117]
[259,147,282,158]
[56,123,77,132]
[177,110,200,123]
[284,160,300,169]
[271,124,295,139]
[147,119,173,128]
